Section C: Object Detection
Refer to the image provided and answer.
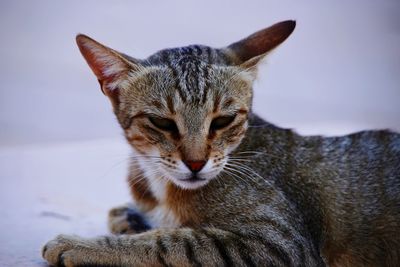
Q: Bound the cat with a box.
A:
[42,20,400,267]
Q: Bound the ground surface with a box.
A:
[0,139,130,266]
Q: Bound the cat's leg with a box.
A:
[108,203,151,234]
[42,227,324,267]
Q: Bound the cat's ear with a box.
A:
[225,20,296,69]
[76,34,139,97]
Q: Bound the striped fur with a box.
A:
[43,21,400,266]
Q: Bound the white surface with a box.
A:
[0,0,399,266]
[0,139,130,266]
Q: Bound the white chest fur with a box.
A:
[135,153,180,228]
[148,177,167,201]
[147,204,180,228]
[144,173,180,228]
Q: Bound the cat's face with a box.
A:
[76,20,295,189]
[119,59,253,189]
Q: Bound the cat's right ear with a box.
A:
[76,34,139,98]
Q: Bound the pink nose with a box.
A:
[183,160,207,173]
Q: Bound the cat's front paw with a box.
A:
[108,204,151,234]
[42,234,79,266]
[42,234,105,267]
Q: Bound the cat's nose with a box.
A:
[183,160,207,173]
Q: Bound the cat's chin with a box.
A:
[171,177,210,190]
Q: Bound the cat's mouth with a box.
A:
[180,175,206,183]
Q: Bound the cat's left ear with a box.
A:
[76,34,140,98]
[225,20,296,70]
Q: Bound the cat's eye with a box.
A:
[148,116,178,132]
[210,115,236,131]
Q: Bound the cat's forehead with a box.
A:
[138,45,244,105]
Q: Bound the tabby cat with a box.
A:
[42,21,400,267]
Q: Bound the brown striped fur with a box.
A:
[165,182,202,226]
[43,21,400,267]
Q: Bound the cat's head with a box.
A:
[76,20,295,190]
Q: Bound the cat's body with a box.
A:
[119,114,400,267]
[43,21,400,266]
[240,116,400,266]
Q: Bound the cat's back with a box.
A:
[317,129,400,209]
[304,129,400,266]
[242,116,400,266]
[321,129,400,170]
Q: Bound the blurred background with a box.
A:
[1,0,399,146]
[0,0,399,266]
